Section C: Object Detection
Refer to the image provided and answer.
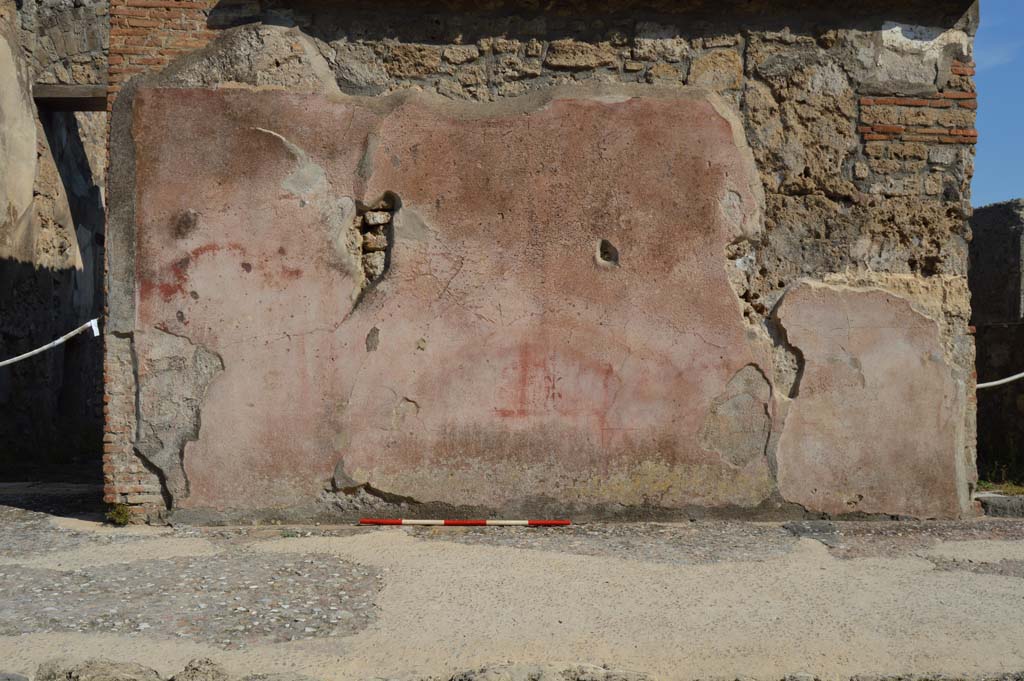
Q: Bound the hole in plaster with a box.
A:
[908,255,942,278]
[356,191,400,287]
[172,209,199,239]
[597,239,619,266]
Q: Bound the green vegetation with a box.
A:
[977,480,1024,496]
[105,503,134,526]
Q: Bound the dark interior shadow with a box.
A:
[0,108,105,492]
[970,201,1024,483]
[207,0,976,44]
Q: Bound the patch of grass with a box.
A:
[977,480,1024,496]
[105,503,134,526]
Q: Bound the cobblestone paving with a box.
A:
[406,521,800,565]
[0,504,145,559]
[803,519,1024,560]
[5,495,1024,660]
[0,498,382,650]
[0,550,380,649]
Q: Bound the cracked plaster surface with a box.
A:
[127,84,781,514]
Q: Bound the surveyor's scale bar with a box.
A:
[360,518,571,526]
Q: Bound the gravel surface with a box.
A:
[0,551,380,649]
[0,505,146,559]
[790,519,1024,559]
[406,521,799,565]
[6,494,1024,681]
[930,558,1024,578]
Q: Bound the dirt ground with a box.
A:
[4,483,1024,681]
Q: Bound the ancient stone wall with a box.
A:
[17,0,109,85]
[104,0,980,520]
[971,199,1024,483]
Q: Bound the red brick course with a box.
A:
[858,91,977,147]
[106,0,218,109]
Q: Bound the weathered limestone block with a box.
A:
[544,39,616,70]
[326,40,390,96]
[125,84,774,513]
[381,43,442,78]
[744,36,858,198]
[161,24,341,96]
[775,282,967,518]
[839,21,974,95]
[0,7,38,260]
[689,49,742,91]
[632,22,689,63]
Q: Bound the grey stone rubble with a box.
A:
[14,659,1024,681]
[976,494,1024,518]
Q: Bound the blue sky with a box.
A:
[973,0,1024,207]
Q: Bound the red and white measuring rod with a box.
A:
[360,518,571,526]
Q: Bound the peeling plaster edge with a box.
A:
[138,326,226,506]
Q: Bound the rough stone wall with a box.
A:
[17,0,108,85]
[970,199,1024,483]
[0,0,107,478]
[104,0,980,520]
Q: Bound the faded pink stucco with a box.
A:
[131,86,778,512]
[775,282,967,518]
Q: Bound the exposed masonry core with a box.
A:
[355,195,397,287]
[134,329,223,507]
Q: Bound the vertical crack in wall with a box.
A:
[133,446,174,510]
[765,300,806,399]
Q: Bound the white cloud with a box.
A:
[976,41,1022,71]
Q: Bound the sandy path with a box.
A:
[4,529,1024,679]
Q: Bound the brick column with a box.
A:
[104,0,222,519]
[107,0,218,108]
[103,334,164,519]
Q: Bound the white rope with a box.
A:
[977,370,1024,390]
[1,315,1020,392]
[0,318,100,369]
